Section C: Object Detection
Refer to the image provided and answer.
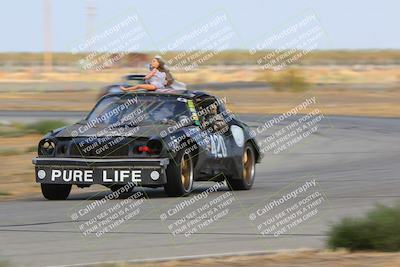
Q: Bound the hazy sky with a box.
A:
[1,0,399,52]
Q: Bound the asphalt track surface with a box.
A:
[0,112,400,267]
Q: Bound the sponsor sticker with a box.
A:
[187,100,201,126]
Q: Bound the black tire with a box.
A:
[41,184,72,200]
[164,150,194,197]
[226,143,256,190]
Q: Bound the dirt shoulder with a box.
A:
[0,134,42,200]
[213,87,400,118]
[93,250,400,267]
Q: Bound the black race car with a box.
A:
[33,90,261,200]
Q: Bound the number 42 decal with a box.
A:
[210,134,227,158]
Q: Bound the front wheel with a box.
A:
[41,184,72,200]
[226,143,256,190]
[164,150,194,197]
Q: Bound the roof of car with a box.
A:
[105,90,212,99]
[123,74,146,81]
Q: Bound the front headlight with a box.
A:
[38,138,56,156]
[147,138,163,155]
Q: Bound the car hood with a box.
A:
[53,123,178,138]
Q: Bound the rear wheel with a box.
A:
[227,143,256,190]
[41,184,71,200]
[164,150,194,197]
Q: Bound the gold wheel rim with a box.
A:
[242,147,255,184]
[181,153,193,192]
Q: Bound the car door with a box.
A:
[212,99,245,169]
[194,96,229,170]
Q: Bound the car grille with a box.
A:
[55,137,148,158]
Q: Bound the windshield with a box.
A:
[86,94,193,126]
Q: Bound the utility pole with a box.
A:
[43,0,52,72]
[86,0,96,53]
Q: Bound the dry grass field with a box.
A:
[1,65,400,85]
[1,86,400,117]
[85,250,400,267]
[0,134,41,199]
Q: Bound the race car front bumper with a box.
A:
[32,157,169,185]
